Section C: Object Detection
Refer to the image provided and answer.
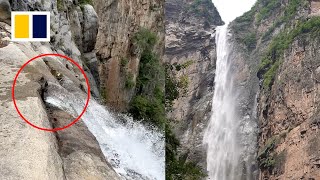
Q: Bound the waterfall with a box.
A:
[204,24,240,180]
[203,0,257,179]
[45,84,165,180]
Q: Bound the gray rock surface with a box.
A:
[164,0,222,171]
[229,0,320,179]
[0,37,65,180]
[94,0,165,111]
[0,0,10,25]
[46,108,120,180]
[82,5,98,53]
[0,0,118,179]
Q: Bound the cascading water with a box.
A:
[45,83,165,180]
[204,24,240,180]
[203,0,256,179]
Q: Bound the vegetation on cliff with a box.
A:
[232,9,257,51]
[79,0,93,5]
[165,64,179,108]
[129,28,166,128]
[232,0,318,90]
[188,0,223,25]
[257,134,287,175]
[255,0,281,23]
[261,0,309,40]
[232,0,307,51]
[165,62,206,180]
[259,16,320,89]
[165,124,206,180]
[230,1,320,178]
[127,27,205,179]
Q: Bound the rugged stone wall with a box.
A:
[230,0,320,179]
[224,32,260,180]
[164,0,223,170]
[0,0,119,179]
[94,0,165,111]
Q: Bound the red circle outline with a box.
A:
[12,54,91,132]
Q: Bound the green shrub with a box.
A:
[100,86,108,102]
[129,28,165,128]
[181,60,194,69]
[178,75,189,95]
[188,0,219,23]
[259,17,320,90]
[262,0,307,40]
[57,0,64,11]
[256,0,281,23]
[234,8,255,23]
[262,60,280,89]
[232,7,257,51]
[243,33,257,50]
[258,136,287,172]
[133,29,163,96]
[120,57,129,74]
[120,57,129,67]
[136,51,164,91]
[125,73,135,89]
[166,124,206,180]
[173,60,194,71]
[132,28,158,53]
[129,95,165,128]
[154,85,165,103]
[258,136,279,170]
[132,28,206,178]
[131,27,205,178]
[165,64,179,108]
[79,0,93,5]
[282,0,302,22]
[256,0,304,25]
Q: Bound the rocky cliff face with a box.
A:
[0,0,119,179]
[94,0,165,111]
[165,0,223,170]
[230,0,320,179]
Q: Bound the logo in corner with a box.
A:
[11,11,50,42]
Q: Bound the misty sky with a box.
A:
[213,0,257,23]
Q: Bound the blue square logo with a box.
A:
[33,15,47,38]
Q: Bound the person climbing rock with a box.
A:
[0,0,11,25]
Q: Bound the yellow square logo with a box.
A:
[14,15,29,38]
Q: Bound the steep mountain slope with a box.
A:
[0,0,119,179]
[164,0,223,174]
[230,0,320,179]
[94,0,165,112]
[1,0,166,179]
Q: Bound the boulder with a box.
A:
[0,0,11,25]
[82,5,98,52]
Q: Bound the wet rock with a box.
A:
[46,108,120,180]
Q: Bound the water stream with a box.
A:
[203,0,257,179]
[45,84,165,180]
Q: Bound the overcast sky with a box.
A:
[213,0,257,23]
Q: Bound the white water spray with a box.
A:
[204,24,240,180]
[203,0,256,179]
[45,84,165,180]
